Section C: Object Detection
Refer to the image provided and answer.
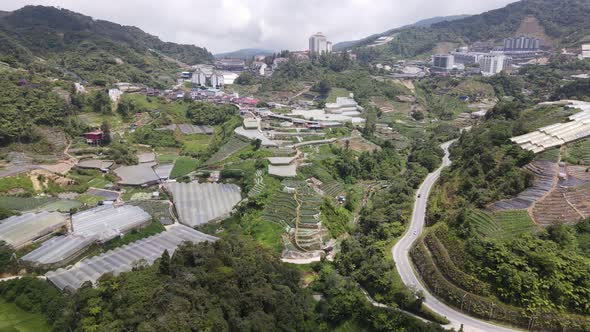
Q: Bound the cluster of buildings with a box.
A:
[433,51,512,76]
[181,64,239,88]
[432,36,547,76]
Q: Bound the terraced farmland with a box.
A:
[532,181,590,226]
[205,136,249,165]
[468,209,536,240]
[248,170,265,197]
[564,138,590,165]
[321,181,344,198]
[261,191,297,227]
[489,161,557,211]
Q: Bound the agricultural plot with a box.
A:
[468,209,536,240]
[564,138,590,165]
[321,181,345,198]
[130,200,174,225]
[0,196,56,211]
[532,177,590,226]
[38,200,82,212]
[261,191,298,227]
[46,225,217,290]
[205,136,249,165]
[165,182,242,227]
[170,157,198,178]
[489,161,557,211]
[248,170,265,197]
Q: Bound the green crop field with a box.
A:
[170,157,199,178]
[38,200,82,212]
[0,175,34,194]
[180,134,212,156]
[205,136,249,165]
[0,299,51,332]
[564,138,590,165]
[468,209,536,240]
[535,147,560,162]
[0,197,56,211]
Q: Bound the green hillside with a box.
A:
[349,0,590,60]
[0,6,213,86]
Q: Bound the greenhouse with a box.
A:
[165,182,242,227]
[154,164,174,180]
[21,234,95,266]
[113,163,160,186]
[72,205,151,242]
[46,224,218,291]
[0,211,67,249]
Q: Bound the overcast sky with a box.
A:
[1,0,518,53]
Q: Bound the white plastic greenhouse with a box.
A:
[72,205,151,242]
[165,182,242,227]
[0,212,67,249]
[45,224,217,291]
[21,234,95,266]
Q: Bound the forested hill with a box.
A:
[332,14,469,51]
[0,6,213,86]
[347,0,590,59]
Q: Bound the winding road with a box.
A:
[392,141,520,332]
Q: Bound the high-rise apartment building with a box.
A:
[503,36,541,52]
[480,54,512,76]
[432,54,455,71]
[309,32,332,54]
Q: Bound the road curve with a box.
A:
[392,141,520,332]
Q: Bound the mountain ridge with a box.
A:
[333,14,470,51]
[339,0,590,60]
[214,48,275,59]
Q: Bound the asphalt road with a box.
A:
[391,140,520,332]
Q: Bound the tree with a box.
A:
[412,111,425,121]
[312,79,331,96]
[100,121,111,145]
[236,71,256,85]
[252,138,262,150]
[159,250,170,275]
[116,99,135,119]
[91,90,112,114]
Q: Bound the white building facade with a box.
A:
[309,32,332,54]
[432,54,455,71]
[480,54,512,76]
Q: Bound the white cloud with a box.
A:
[0,0,518,53]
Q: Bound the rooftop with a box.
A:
[72,205,151,242]
[0,212,67,249]
[46,224,218,291]
[165,182,242,227]
[114,163,160,186]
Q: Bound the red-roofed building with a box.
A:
[84,130,104,145]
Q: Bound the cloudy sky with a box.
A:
[1,0,518,53]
